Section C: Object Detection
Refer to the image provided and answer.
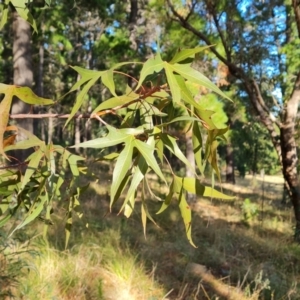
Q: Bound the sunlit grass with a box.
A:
[5,168,300,299]
[17,228,166,300]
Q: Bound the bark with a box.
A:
[166,0,300,240]
[280,71,300,241]
[11,12,33,163]
[35,41,45,139]
[128,0,138,50]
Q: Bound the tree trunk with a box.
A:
[35,41,45,139]
[252,143,258,175]
[280,72,300,241]
[166,0,300,240]
[11,12,33,163]
[48,117,53,144]
[128,0,138,50]
[225,142,235,184]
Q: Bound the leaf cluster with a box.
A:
[0,5,234,247]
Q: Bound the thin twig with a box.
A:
[9,113,99,119]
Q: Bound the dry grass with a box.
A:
[9,165,300,299]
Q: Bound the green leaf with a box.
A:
[0,89,13,160]
[92,93,139,114]
[160,133,195,174]
[65,193,81,249]
[134,139,166,183]
[156,139,164,164]
[170,64,231,101]
[174,75,219,130]
[72,125,130,149]
[207,140,221,180]
[19,149,44,193]
[67,152,85,176]
[110,137,134,206]
[192,122,204,175]
[0,213,13,228]
[13,86,54,105]
[195,108,218,130]
[66,74,101,126]
[124,192,135,218]
[65,197,73,249]
[4,127,44,152]
[136,54,164,90]
[207,127,229,142]
[141,199,147,238]
[144,176,163,202]
[120,155,148,214]
[0,2,9,30]
[178,191,196,247]
[141,183,159,238]
[175,176,235,199]
[11,0,38,33]
[10,190,48,236]
[67,67,102,95]
[156,178,175,214]
[110,172,131,206]
[69,62,137,102]
[157,116,200,128]
[164,63,181,103]
[102,68,117,97]
[0,84,53,159]
[98,152,119,161]
[55,149,69,197]
[169,46,212,64]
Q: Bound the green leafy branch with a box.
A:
[0,47,234,247]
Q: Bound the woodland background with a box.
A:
[1,0,300,299]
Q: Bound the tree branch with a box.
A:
[207,5,231,62]
[166,0,282,155]
[292,0,300,38]
[9,113,99,119]
[252,80,282,127]
[165,0,244,78]
[243,80,282,157]
[285,71,300,123]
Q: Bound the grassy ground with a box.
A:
[3,166,300,299]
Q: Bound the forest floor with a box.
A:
[5,164,300,300]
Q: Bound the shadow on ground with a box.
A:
[47,168,299,299]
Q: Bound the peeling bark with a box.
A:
[281,71,300,241]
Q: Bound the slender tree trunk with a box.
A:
[252,143,258,175]
[186,131,196,204]
[48,117,53,144]
[280,72,300,241]
[74,118,81,154]
[11,12,33,163]
[225,142,235,184]
[36,41,45,139]
[128,0,138,50]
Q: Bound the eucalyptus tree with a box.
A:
[166,0,300,241]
